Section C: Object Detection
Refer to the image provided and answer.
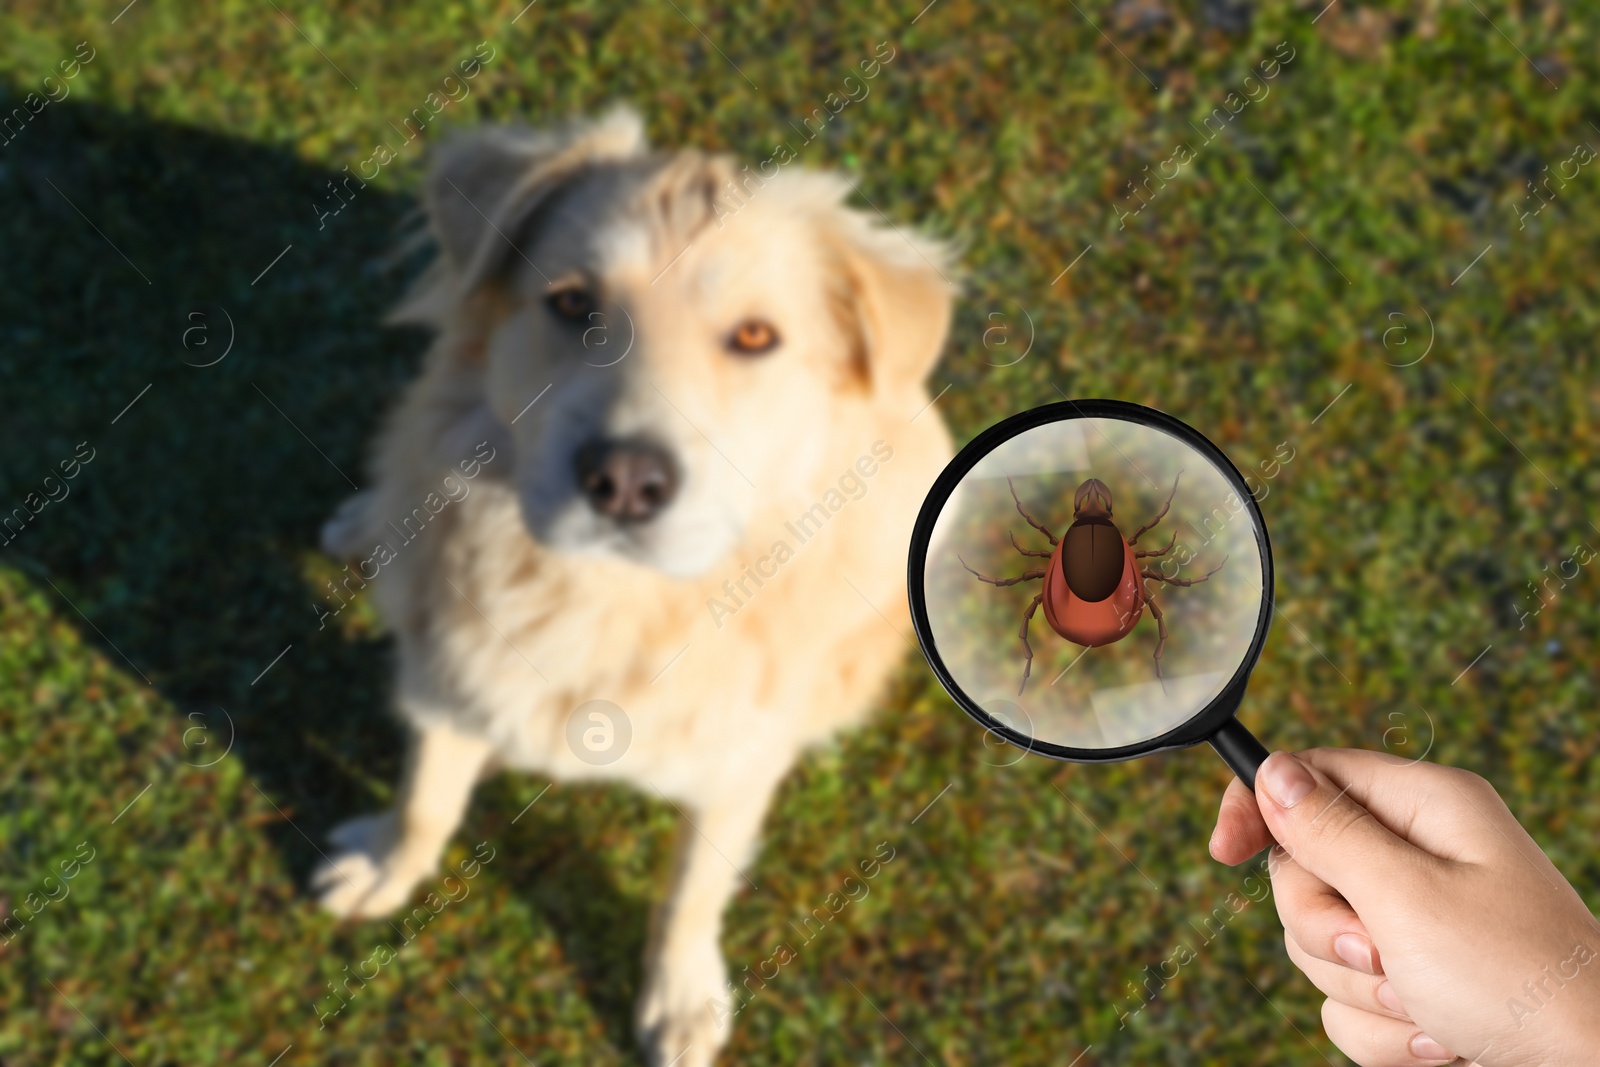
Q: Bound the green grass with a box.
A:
[2,1,1598,1063]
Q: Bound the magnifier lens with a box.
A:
[916,408,1270,758]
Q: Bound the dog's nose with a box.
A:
[574,439,678,523]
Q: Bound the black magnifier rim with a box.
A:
[907,398,1275,764]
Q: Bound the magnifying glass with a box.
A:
[907,399,1274,787]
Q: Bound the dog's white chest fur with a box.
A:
[377,462,931,802]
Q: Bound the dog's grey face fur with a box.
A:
[414,109,951,579]
[488,158,834,579]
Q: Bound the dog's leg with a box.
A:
[313,717,492,918]
[637,783,778,1067]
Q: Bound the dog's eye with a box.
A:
[728,319,780,356]
[547,288,597,322]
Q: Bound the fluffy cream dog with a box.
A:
[312,107,953,1066]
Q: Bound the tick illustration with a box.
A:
[960,473,1226,694]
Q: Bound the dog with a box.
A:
[311,106,954,1066]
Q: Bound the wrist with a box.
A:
[1542,936,1600,1064]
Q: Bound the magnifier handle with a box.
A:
[1208,718,1269,791]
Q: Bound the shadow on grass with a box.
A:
[0,92,649,1054]
[479,775,659,1053]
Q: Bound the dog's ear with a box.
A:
[821,203,956,406]
[425,106,648,292]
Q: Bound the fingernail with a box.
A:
[1410,1033,1452,1061]
[1260,752,1315,808]
[1334,933,1378,974]
[1375,980,1404,1014]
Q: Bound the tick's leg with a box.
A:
[1147,593,1169,681]
[1010,530,1052,559]
[1018,592,1044,695]
[1006,475,1058,546]
[1142,553,1227,587]
[960,555,1045,587]
[1135,530,1177,559]
[1129,471,1183,546]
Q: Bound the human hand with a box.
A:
[1210,748,1600,1067]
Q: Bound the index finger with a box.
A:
[1211,774,1273,864]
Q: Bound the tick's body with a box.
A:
[1041,517,1143,646]
[961,474,1226,694]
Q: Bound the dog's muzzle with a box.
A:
[573,438,679,523]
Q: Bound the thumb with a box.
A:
[1255,751,1424,914]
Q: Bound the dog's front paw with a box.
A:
[637,941,731,1067]
[312,812,422,919]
